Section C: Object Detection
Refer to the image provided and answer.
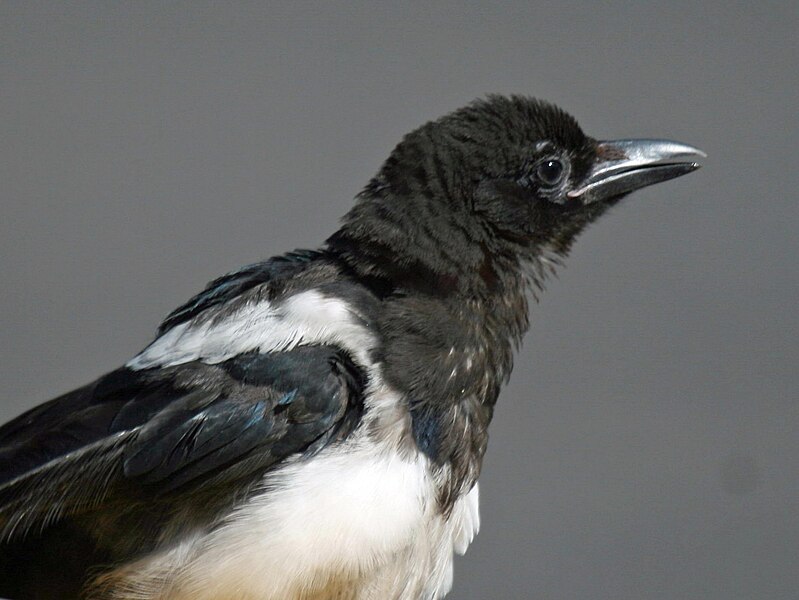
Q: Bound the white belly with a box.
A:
[97,441,480,600]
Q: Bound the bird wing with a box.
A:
[0,334,364,542]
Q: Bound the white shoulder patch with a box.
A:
[127,290,374,370]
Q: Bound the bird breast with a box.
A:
[94,434,480,600]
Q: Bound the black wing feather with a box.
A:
[0,345,364,541]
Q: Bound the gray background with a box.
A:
[1,2,797,599]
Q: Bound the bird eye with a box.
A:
[536,159,565,186]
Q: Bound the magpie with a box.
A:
[0,95,704,600]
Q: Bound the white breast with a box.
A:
[173,441,435,598]
[105,440,480,600]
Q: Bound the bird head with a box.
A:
[328,95,704,297]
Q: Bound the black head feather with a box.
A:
[327,95,613,300]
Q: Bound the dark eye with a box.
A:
[536,159,564,185]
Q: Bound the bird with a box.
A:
[0,95,703,600]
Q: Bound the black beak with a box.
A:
[569,139,706,204]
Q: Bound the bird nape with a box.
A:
[0,95,703,600]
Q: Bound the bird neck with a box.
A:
[326,191,537,379]
[328,192,499,297]
[326,195,539,506]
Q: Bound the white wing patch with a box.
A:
[127,290,374,370]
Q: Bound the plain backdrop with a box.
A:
[1,3,797,599]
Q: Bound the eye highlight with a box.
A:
[536,159,565,186]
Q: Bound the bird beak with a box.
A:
[568,139,706,204]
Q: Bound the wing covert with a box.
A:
[0,344,364,540]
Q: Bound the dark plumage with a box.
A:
[0,95,703,599]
